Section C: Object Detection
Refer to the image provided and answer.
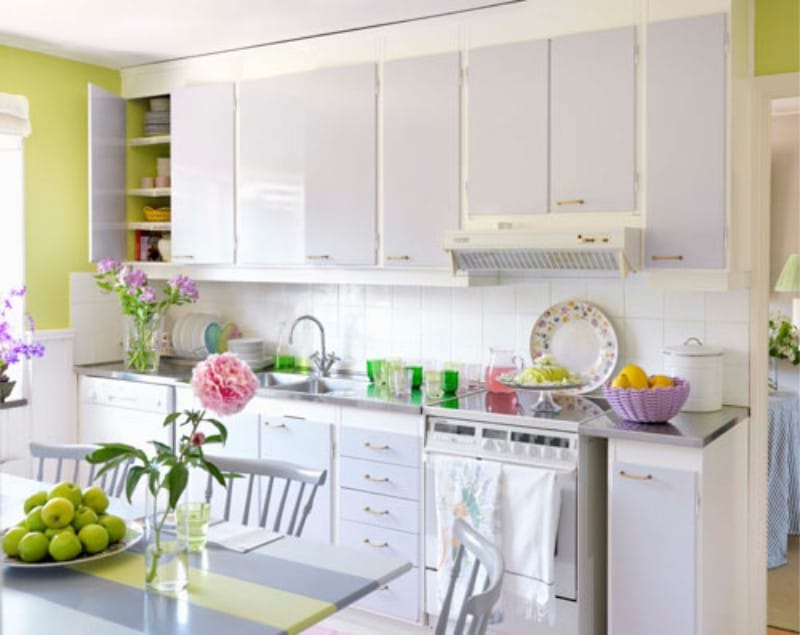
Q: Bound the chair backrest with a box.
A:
[435,518,505,635]
[203,454,327,537]
[29,442,130,498]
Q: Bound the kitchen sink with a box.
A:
[255,371,312,388]
[269,377,360,395]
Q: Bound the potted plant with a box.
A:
[768,310,800,391]
[0,287,45,402]
[94,259,199,372]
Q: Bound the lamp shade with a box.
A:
[775,254,800,292]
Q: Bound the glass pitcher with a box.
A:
[485,348,524,394]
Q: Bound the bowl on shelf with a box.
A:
[143,206,171,222]
[602,377,690,423]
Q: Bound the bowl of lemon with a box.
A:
[602,364,690,423]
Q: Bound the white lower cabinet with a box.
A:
[608,420,749,635]
[338,409,423,623]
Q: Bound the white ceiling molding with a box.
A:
[0,94,31,137]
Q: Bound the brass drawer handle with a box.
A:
[364,506,390,516]
[263,421,287,429]
[363,538,389,548]
[364,474,390,483]
[619,470,653,481]
[363,442,390,451]
[386,255,410,261]
[651,255,684,261]
[555,199,585,206]
[307,254,330,260]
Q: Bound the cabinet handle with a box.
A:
[363,442,390,451]
[363,538,389,548]
[555,199,585,206]
[619,470,653,481]
[364,474,390,483]
[650,255,684,261]
[386,255,410,261]
[363,506,390,516]
[173,255,195,260]
[378,585,390,591]
[307,255,330,260]
[263,421,287,429]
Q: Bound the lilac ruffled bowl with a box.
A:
[602,377,690,423]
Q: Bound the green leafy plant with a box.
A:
[769,311,800,365]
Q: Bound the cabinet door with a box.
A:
[610,462,697,635]
[171,83,235,264]
[383,52,460,266]
[260,415,333,543]
[645,14,726,269]
[238,73,306,265]
[550,26,636,212]
[88,84,126,262]
[467,39,549,216]
[304,64,376,265]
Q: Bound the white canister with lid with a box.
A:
[663,337,724,412]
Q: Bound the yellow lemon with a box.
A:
[618,364,649,390]
[648,374,675,389]
[611,374,630,389]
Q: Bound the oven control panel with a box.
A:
[425,417,578,469]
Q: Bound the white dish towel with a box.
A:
[501,463,562,625]
[433,456,503,616]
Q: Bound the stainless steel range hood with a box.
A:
[444,227,642,277]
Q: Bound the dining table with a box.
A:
[0,473,412,634]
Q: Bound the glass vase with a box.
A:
[123,312,164,373]
[768,356,779,392]
[0,380,16,402]
[144,486,189,593]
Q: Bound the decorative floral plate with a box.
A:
[529,300,618,394]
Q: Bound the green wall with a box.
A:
[756,0,800,75]
[0,46,119,330]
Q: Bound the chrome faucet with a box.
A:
[288,314,340,377]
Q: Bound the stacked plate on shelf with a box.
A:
[172,313,219,360]
[227,338,271,369]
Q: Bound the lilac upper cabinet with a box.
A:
[645,14,726,269]
[466,39,549,216]
[171,83,235,264]
[383,52,460,267]
[550,26,636,212]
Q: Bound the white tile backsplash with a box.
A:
[69,275,752,406]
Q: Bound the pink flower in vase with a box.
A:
[191,352,258,416]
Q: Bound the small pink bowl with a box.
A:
[603,377,690,423]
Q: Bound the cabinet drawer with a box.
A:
[340,489,420,534]
[355,566,420,623]
[340,426,420,468]
[339,519,419,567]
[340,456,420,501]
[79,377,172,413]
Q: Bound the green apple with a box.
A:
[23,490,48,514]
[82,486,109,514]
[44,526,75,539]
[78,524,109,555]
[18,532,49,563]
[47,482,82,509]
[71,505,98,531]
[48,532,82,562]
[97,514,126,543]
[40,497,75,529]
[2,526,29,557]
[25,506,47,532]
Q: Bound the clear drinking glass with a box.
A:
[175,502,211,552]
[392,367,413,397]
[424,370,443,400]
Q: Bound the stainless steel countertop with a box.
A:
[579,404,749,448]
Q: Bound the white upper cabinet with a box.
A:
[550,26,636,212]
[383,52,460,267]
[88,84,126,262]
[466,39,549,216]
[304,64,377,266]
[171,83,235,264]
[238,73,306,265]
[645,14,726,269]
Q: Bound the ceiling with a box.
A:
[0,0,517,69]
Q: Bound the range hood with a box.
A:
[444,227,642,277]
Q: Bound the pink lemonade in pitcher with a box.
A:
[485,366,518,393]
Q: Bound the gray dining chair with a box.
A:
[29,442,130,497]
[436,518,505,635]
[203,454,327,537]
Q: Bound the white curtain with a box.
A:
[0,93,31,137]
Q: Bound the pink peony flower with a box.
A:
[191,352,258,417]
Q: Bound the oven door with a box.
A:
[423,452,577,601]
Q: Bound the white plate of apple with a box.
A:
[1,482,143,567]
